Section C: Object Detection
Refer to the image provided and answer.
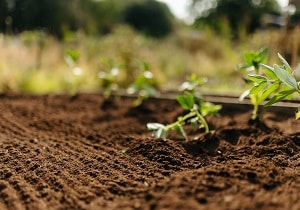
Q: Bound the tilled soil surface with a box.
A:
[0,94,299,210]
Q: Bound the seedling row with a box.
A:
[69,48,300,141]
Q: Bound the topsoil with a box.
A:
[0,93,299,210]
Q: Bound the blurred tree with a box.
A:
[0,0,8,32]
[80,0,129,34]
[190,0,281,39]
[0,0,175,38]
[289,0,300,27]
[1,0,74,37]
[122,0,173,37]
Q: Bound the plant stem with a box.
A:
[252,105,258,120]
[164,108,209,134]
[164,112,195,131]
[194,109,209,133]
[250,94,259,120]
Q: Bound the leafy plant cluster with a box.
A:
[238,48,300,120]
[147,74,222,141]
[98,58,120,100]
[127,62,159,107]
[238,48,269,120]
[98,59,159,106]
[147,50,300,142]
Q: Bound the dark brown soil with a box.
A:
[0,94,299,210]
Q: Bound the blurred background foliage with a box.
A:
[0,0,300,95]
[0,0,174,38]
[190,0,281,39]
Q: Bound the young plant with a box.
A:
[238,48,268,74]
[127,62,159,107]
[178,73,207,101]
[238,48,269,120]
[241,53,300,120]
[147,74,222,141]
[98,58,120,100]
[64,49,84,95]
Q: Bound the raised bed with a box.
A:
[0,93,299,210]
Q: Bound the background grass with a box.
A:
[0,25,295,96]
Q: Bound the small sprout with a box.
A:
[127,62,159,107]
[178,73,207,101]
[238,48,269,120]
[147,74,221,141]
[98,58,120,100]
[64,49,83,95]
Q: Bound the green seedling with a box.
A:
[178,73,207,101]
[98,58,120,100]
[65,49,80,66]
[241,52,300,120]
[147,74,221,141]
[64,49,84,95]
[238,48,268,74]
[127,62,159,107]
[238,48,269,120]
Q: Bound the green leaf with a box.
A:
[277,53,292,73]
[261,64,278,80]
[258,82,280,103]
[240,48,268,73]
[178,74,205,92]
[265,89,296,106]
[176,94,195,110]
[155,128,167,139]
[236,64,253,71]
[239,89,250,101]
[258,48,268,62]
[200,102,222,116]
[147,123,165,131]
[65,49,80,61]
[244,52,256,66]
[250,81,267,95]
[273,65,298,90]
[147,123,167,139]
[142,61,150,71]
[282,85,294,100]
[247,74,267,83]
[189,73,198,82]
